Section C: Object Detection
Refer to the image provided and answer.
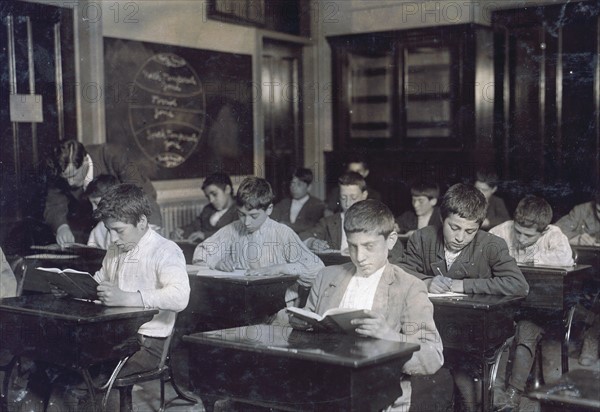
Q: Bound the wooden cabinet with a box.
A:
[327,24,493,152]
[326,24,494,214]
[493,2,600,215]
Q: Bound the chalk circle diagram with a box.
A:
[129,53,206,168]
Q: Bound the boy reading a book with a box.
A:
[289,199,443,411]
[489,195,573,411]
[193,176,324,306]
[401,183,528,412]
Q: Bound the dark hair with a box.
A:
[344,200,395,238]
[411,180,439,200]
[292,167,313,185]
[49,139,87,176]
[345,153,369,171]
[85,175,119,198]
[235,177,274,211]
[338,172,367,192]
[514,195,552,232]
[202,172,233,192]
[93,184,152,225]
[475,168,499,189]
[441,183,487,224]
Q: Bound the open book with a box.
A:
[34,267,99,300]
[428,292,467,298]
[286,307,369,334]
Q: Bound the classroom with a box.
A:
[0,0,599,411]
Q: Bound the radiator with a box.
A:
[160,201,205,239]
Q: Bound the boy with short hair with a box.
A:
[271,167,325,234]
[556,190,600,246]
[93,184,190,375]
[85,174,119,249]
[475,169,510,230]
[193,177,324,305]
[301,172,368,254]
[402,183,528,412]
[490,195,573,411]
[395,180,442,236]
[173,172,237,242]
[290,200,443,411]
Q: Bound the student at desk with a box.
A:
[556,190,600,246]
[395,180,442,236]
[474,169,510,230]
[193,176,324,306]
[289,200,444,411]
[401,183,528,412]
[490,196,573,412]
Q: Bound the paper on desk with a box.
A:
[26,254,80,260]
[428,292,467,298]
[187,265,247,277]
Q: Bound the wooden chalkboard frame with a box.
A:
[103,37,254,181]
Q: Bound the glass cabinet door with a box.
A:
[347,52,394,140]
[404,46,452,139]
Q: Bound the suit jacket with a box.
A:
[395,206,443,234]
[304,262,444,408]
[484,195,510,230]
[271,196,325,234]
[181,204,238,239]
[299,213,343,249]
[44,144,162,242]
[401,226,529,296]
[556,201,600,240]
[325,185,381,213]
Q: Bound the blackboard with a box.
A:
[103,37,254,180]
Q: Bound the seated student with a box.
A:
[474,169,510,230]
[301,172,369,254]
[325,155,381,215]
[0,246,17,298]
[270,167,325,234]
[193,176,324,306]
[401,183,528,412]
[490,196,573,411]
[85,175,119,249]
[172,172,237,242]
[556,190,600,246]
[395,180,443,236]
[288,200,444,411]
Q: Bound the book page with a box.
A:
[286,307,323,322]
[428,292,467,298]
[36,267,63,273]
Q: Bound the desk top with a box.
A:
[430,294,525,310]
[183,324,419,368]
[527,369,600,409]
[187,265,298,285]
[0,295,158,324]
[518,264,592,276]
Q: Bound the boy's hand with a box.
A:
[97,282,142,306]
[50,285,68,298]
[308,238,330,251]
[56,224,75,247]
[215,255,236,272]
[351,310,398,340]
[429,275,453,293]
[288,313,312,331]
[574,233,599,246]
[187,231,205,243]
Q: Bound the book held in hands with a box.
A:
[33,267,99,300]
[286,306,370,334]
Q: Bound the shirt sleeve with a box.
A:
[534,229,574,266]
[556,205,585,240]
[276,229,325,288]
[138,246,190,312]
[399,232,430,281]
[192,225,233,267]
[43,183,70,232]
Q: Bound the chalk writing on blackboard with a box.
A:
[129,53,206,168]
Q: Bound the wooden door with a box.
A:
[0,2,75,243]
[262,39,303,202]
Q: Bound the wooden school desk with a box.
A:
[0,295,157,412]
[183,266,298,331]
[430,294,525,412]
[518,264,594,373]
[527,369,600,412]
[183,324,420,412]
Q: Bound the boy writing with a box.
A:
[474,169,510,230]
[402,183,528,412]
[556,190,600,246]
[193,176,324,306]
[395,180,442,236]
[289,200,443,411]
[270,167,325,234]
[489,196,573,411]
[172,172,237,242]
